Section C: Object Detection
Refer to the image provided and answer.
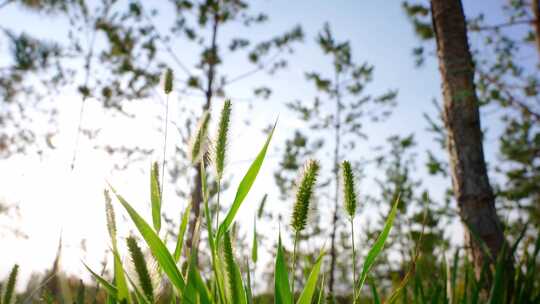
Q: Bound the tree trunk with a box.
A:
[328,73,342,296]
[533,0,540,59]
[430,0,506,281]
[186,7,220,259]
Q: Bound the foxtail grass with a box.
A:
[82,88,410,304]
[223,232,247,304]
[126,236,154,303]
[342,160,358,301]
[214,99,231,180]
[2,264,18,304]
[163,68,173,94]
[104,190,117,247]
[291,159,320,232]
[189,111,211,164]
[214,100,232,230]
[290,159,320,300]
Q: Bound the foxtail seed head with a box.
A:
[214,100,231,179]
[341,160,357,218]
[189,111,211,164]
[291,159,320,232]
[127,236,154,303]
[3,264,18,304]
[104,190,117,246]
[163,68,173,94]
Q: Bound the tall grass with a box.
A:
[2,87,539,304]
[75,99,405,304]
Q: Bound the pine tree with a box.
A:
[275,22,396,296]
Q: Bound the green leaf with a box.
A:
[252,217,258,264]
[113,250,131,304]
[223,232,247,304]
[83,263,118,299]
[275,234,292,304]
[217,122,276,240]
[150,162,162,233]
[110,188,186,294]
[75,280,85,304]
[316,273,325,304]
[174,202,192,263]
[369,276,381,304]
[488,245,509,304]
[296,250,325,304]
[183,248,212,304]
[355,196,400,302]
[246,261,254,304]
[200,161,227,304]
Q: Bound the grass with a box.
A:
[1,91,540,304]
[87,100,399,303]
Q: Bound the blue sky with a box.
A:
[0,0,530,289]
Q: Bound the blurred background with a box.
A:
[0,0,538,301]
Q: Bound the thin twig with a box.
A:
[138,1,192,77]
[469,19,534,31]
[225,50,283,85]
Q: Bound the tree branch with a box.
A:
[224,50,283,85]
[469,19,535,31]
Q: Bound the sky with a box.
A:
[0,0,529,290]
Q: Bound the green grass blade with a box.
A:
[369,276,381,304]
[386,264,415,304]
[257,194,268,219]
[246,261,254,304]
[316,273,325,304]
[190,259,212,304]
[110,187,186,294]
[451,249,460,304]
[217,122,276,240]
[388,207,427,304]
[355,196,400,302]
[296,250,325,304]
[75,280,85,304]
[174,201,191,263]
[150,162,162,233]
[113,251,131,304]
[252,216,258,264]
[223,232,248,304]
[83,262,118,299]
[488,245,508,304]
[183,247,212,304]
[275,233,292,304]
[199,160,227,303]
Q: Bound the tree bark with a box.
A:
[328,73,342,296]
[186,7,219,259]
[430,0,506,280]
[533,0,540,59]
